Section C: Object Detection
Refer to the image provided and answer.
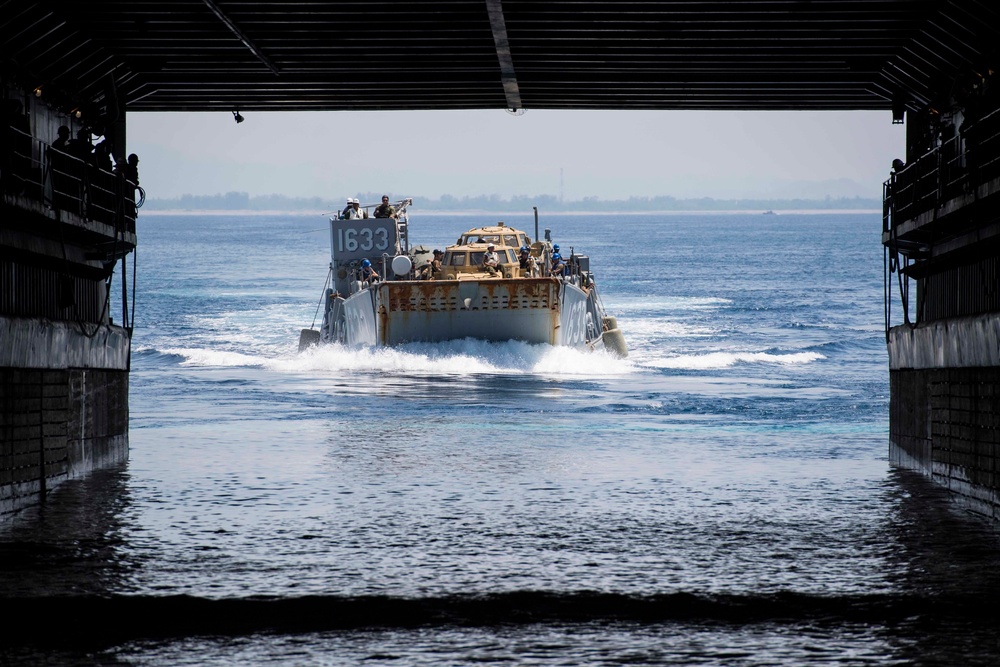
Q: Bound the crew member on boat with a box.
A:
[550,244,566,276]
[349,198,368,219]
[374,195,396,219]
[519,245,537,277]
[357,258,379,283]
[417,249,443,280]
[483,243,501,276]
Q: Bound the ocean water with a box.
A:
[4,211,1000,665]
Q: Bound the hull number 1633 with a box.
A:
[337,226,390,254]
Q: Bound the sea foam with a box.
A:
[644,350,825,370]
[159,338,636,378]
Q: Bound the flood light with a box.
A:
[892,100,905,125]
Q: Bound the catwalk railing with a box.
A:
[884,107,1000,234]
[882,106,1000,329]
[1,126,138,234]
[2,126,138,324]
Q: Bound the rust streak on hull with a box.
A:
[379,278,562,344]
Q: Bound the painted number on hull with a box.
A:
[338,227,390,253]
[562,299,587,346]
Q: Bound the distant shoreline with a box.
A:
[139,208,881,217]
[143,192,883,217]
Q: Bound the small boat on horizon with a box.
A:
[299,199,627,357]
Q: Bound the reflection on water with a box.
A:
[0,465,134,598]
[5,214,1000,665]
[4,465,1000,665]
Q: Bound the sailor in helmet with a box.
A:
[350,197,368,219]
[518,245,531,268]
[518,244,537,276]
[357,258,380,283]
[341,197,354,220]
[482,242,501,276]
[550,244,566,276]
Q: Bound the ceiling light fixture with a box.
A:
[891,99,905,125]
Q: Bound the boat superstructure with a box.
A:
[299,200,626,356]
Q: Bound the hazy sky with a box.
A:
[127,109,905,202]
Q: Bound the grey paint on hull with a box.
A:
[888,313,1000,370]
[342,289,378,346]
[1,317,131,370]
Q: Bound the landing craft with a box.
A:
[299,199,627,357]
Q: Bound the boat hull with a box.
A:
[310,213,625,356]
[328,278,603,348]
[379,278,560,345]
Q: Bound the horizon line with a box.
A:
[145,193,882,204]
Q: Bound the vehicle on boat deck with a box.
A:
[299,199,627,356]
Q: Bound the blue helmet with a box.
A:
[553,244,560,251]
[361,259,371,267]
[520,245,529,252]
[551,252,562,261]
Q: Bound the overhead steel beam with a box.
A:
[201,0,280,76]
[3,1,998,113]
[485,0,523,111]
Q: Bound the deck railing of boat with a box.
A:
[332,199,412,254]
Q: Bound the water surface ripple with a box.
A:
[4,213,1000,666]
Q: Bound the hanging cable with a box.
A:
[53,177,114,340]
[121,239,128,332]
[311,267,333,329]
[884,245,890,342]
[118,174,130,334]
[884,198,896,333]
[889,210,910,326]
[130,236,137,334]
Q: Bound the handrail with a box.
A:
[883,106,1000,232]
[881,106,1000,330]
[2,125,138,234]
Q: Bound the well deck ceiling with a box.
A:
[2,1,997,113]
